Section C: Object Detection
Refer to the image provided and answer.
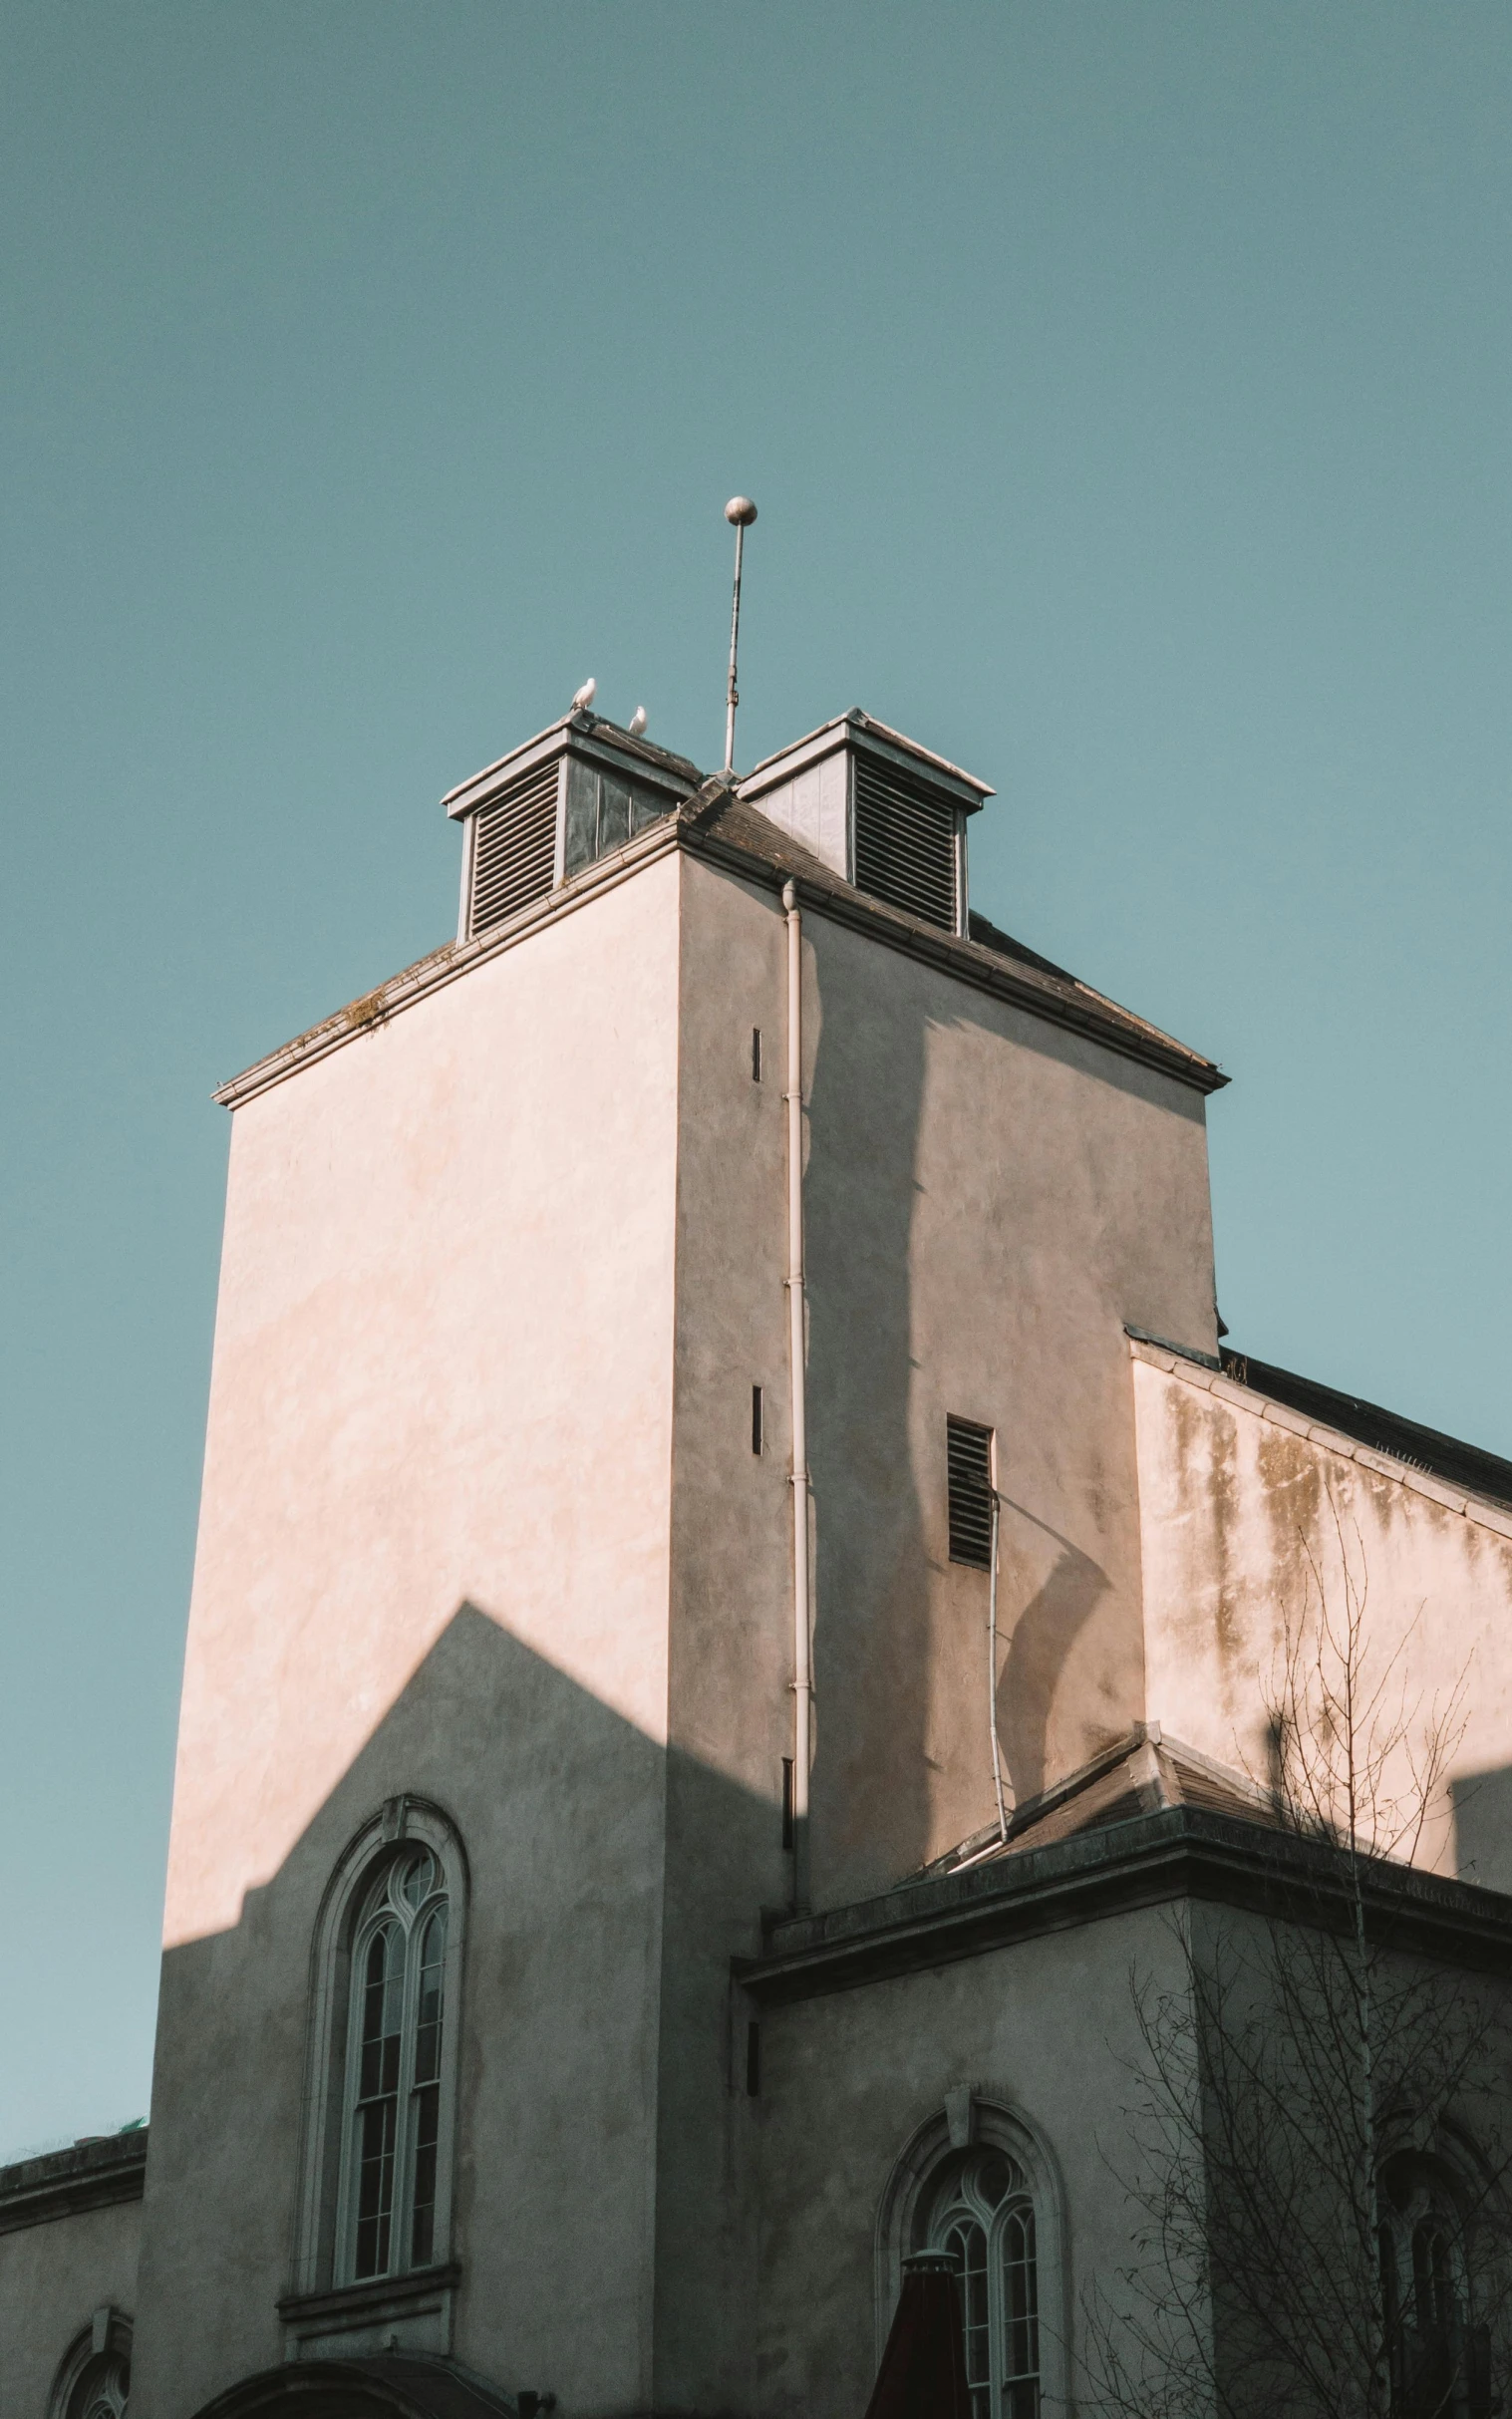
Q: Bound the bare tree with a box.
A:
[1083,1504,1512,2419]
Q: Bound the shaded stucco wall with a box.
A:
[751,1903,1191,2419]
[0,2194,140,2419]
[138,860,687,2419]
[131,821,1227,2419]
[1134,1346,1512,1886]
[796,906,1218,1909]
[659,857,793,2414]
[652,847,1221,2403]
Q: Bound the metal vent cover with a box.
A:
[852,757,960,933]
[947,1415,994,1569]
[468,760,560,938]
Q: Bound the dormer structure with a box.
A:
[445,712,703,943]
[737,709,991,937]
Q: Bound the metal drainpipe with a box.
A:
[988,1487,1010,1843]
[782,878,813,1909]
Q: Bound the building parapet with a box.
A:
[0,2128,148,2237]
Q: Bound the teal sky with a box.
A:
[3,4,1510,2156]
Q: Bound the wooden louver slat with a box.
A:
[469,761,559,937]
[852,759,959,933]
[947,1415,994,1569]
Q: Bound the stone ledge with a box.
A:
[0,2130,148,2236]
[740,1805,1512,2006]
[277,2265,461,2327]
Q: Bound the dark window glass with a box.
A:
[1002,2206,1040,2417]
[354,1924,403,2276]
[944,2217,991,2419]
[598,779,631,853]
[409,1907,448,2267]
[563,759,599,876]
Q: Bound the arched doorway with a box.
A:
[191,2355,520,2419]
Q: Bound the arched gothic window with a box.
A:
[339,1847,451,2279]
[877,2095,1066,2419]
[48,2313,132,2419]
[1378,2154,1489,2419]
[926,2148,1040,2419]
[291,1801,465,2312]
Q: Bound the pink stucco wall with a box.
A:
[165,854,683,1951]
[1134,1343,1512,1885]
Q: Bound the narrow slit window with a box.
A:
[752,1383,764,1455]
[752,1027,763,1082]
[947,1416,995,1569]
[781,1756,794,1852]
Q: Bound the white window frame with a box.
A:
[876,2095,1070,2419]
[333,1849,452,2283]
[291,1798,466,2299]
[928,2149,1041,2419]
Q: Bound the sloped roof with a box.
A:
[675,781,1227,1095]
[919,1724,1278,1880]
[1219,1349,1512,1512]
[213,772,1226,1104]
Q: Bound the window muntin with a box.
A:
[928,2148,1041,2419]
[339,1849,450,2282]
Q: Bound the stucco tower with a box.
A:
[133,703,1224,2419]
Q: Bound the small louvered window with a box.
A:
[469,760,559,937]
[853,759,960,933]
[947,1415,994,1569]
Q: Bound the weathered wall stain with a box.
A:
[1136,1351,1512,1887]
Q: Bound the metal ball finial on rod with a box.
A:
[724,495,757,774]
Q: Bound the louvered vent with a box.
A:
[853,759,959,933]
[469,761,559,937]
[947,1415,994,1569]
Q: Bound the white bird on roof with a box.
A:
[628,706,647,738]
[571,677,596,714]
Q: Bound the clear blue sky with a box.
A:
[3,3,1510,2157]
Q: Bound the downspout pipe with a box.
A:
[782,879,813,1909]
[988,1487,1010,1844]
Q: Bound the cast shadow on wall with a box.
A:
[802,951,1161,1887]
[148,1605,778,2419]
[1450,1762,1512,1895]
[993,1499,1110,1810]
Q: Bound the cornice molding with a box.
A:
[738,1807,1512,2007]
[0,2131,148,2237]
